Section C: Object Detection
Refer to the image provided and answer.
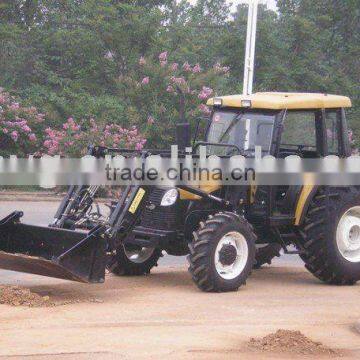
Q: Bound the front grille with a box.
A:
[140,188,177,231]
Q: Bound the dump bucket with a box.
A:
[0,211,106,283]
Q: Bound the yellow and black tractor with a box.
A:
[0,92,359,292]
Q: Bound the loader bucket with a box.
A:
[0,211,106,283]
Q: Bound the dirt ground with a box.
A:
[0,265,359,359]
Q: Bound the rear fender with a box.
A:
[294,185,319,226]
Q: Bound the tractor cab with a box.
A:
[206,92,352,158]
[204,92,354,266]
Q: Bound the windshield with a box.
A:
[206,110,276,155]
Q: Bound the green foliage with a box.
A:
[0,0,359,151]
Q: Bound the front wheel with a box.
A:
[188,212,256,292]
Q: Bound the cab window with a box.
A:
[325,110,340,154]
[279,111,318,157]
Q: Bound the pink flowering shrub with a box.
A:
[0,88,147,157]
[0,88,44,156]
[41,118,146,156]
[1,52,230,155]
[120,52,229,145]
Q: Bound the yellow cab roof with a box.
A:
[206,92,352,110]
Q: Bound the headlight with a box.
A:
[241,99,252,108]
[160,188,178,206]
[213,97,223,106]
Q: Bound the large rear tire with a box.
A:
[298,187,360,285]
[110,245,162,276]
[188,212,256,292]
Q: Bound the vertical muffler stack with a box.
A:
[0,211,106,283]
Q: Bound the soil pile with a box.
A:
[0,285,53,307]
[247,329,339,356]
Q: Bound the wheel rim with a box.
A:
[336,206,360,263]
[123,245,155,264]
[214,231,249,280]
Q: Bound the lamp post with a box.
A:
[242,0,262,95]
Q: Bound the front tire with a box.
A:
[299,187,360,285]
[188,212,256,292]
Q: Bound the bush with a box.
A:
[0,88,44,156]
[0,88,146,157]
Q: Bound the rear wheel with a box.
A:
[299,187,360,285]
[188,212,256,292]
[110,245,162,276]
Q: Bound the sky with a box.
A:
[187,0,278,12]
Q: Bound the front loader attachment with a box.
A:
[0,212,106,283]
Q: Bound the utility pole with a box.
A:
[242,0,261,95]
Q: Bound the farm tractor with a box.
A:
[0,92,359,292]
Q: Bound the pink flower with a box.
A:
[198,104,211,115]
[22,125,31,133]
[28,133,36,142]
[43,140,52,148]
[182,62,191,72]
[159,51,168,62]
[9,103,20,111]
[36,114,45,122]
[135,142,144,151]
[104,50,114,60]
[2,128,8,134]
[71,124,80,131]
[139,56,146,66]
[141,76,150,85]
[170,76,186,86]
[198,86,213,100]
[63,123,69,130]
[166,85,174,93]
[213,62,230,74]
[192,63,201,73]
[147,116,155,125]
[171,63,178,71]
[11,130,18,141]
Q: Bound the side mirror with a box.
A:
[176,123,191,150]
